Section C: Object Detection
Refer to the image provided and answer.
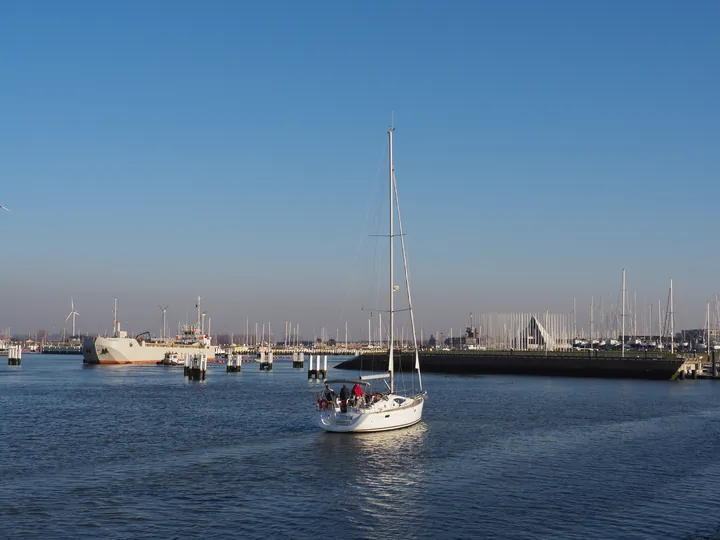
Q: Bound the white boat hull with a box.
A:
[317,393,425,433]
[83,336,215,365]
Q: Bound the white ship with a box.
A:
[83,297,215,365]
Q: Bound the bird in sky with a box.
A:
[0,205,10,212]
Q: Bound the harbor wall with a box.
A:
[334,350,687,380]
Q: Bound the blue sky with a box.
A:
[1,0,718,338]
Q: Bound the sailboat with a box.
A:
[315,126,426,433]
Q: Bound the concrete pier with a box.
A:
[336,350,689,381]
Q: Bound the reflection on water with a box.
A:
[312,424,429,538]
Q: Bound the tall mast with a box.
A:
[379,313,382,347]
[670,279,674,354]
[196,296,201,330]
[573,297,576,338]
[113,297,118,337]
[633,291,637,339]
[658,299,662,349]
[388,127,395,393]
[621,269,626,358]
[707,301,710,349]
[590,296,594,350]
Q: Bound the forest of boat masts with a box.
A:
[218,314,716,360]
[4,273,719,355]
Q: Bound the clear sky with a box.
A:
[1,0,718,339]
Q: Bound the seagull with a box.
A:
[0,205,10,212]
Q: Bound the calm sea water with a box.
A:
[2,355,720,539]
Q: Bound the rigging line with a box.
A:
[338,139,389,323]
[393,168,422,391]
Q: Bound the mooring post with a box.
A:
[317,354,328,379]
[8,345,21,366]
[308,355,316,380]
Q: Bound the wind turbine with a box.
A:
[65,297,79,337]
[159,305,168,340]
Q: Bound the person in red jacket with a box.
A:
[351,382,364,407]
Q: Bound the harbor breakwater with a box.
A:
[335,350,690,380]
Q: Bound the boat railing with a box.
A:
[316,392,389,412]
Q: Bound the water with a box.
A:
[2,355,720,539]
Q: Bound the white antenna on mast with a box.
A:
[65,297,79,337]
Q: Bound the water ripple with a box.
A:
[2,358,720,539]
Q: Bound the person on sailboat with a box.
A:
[351,382,363,407]
[339,384,350,412]
[324,383,336,402]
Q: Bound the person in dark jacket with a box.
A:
[339,384,350,412]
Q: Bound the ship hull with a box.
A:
[83,336,215,365]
